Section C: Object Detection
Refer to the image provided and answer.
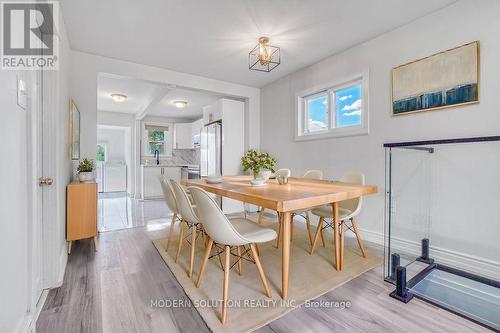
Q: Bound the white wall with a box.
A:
[260,0,500,277]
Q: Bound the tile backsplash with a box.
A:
[141,149,199,166]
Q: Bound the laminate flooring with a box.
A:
[37,197,490,333]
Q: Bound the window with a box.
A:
[96,144,106,162]
[304,92,329,133]
[296,74,368,140]
[143,123,172,156]
[147,129,166,155]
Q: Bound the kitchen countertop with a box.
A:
[141,164,199,168]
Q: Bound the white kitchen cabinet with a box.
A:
[142,166,162,198]
[141,166,181,199]
[174,123,193,149]
[191,118,204,146]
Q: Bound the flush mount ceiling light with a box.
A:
[110,93,127,102]
[173,100,188,108]
[249,36,280,72]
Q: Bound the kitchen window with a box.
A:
[143,124,173,156]
[296,74,369,141]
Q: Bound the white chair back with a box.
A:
[340,171,365,215]
[170,180,199,224]
[159,176,177,213]
[303,170,323,180]
[189,186,249,246]
[275,168,291,178]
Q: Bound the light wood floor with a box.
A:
[37,213,490,333]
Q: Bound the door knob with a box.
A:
[39,177,53,186]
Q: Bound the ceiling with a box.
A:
[98,75,223,120]
[61,0,456,87]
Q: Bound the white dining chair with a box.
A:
[190,186,276,324]
[259,169,325,248]
[257,168,290,225]
[170,179,204,278]
[159,176,182,252]
[285,169,324,247]
[310,172,367,266]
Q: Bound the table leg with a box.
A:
[331,202,341,270]
[281,212,291,300]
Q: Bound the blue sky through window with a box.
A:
[306,94,328,132]
[307,84,362,132]
[336,84,362,128]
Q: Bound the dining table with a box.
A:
[181,176,378,300]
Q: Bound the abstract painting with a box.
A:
[392,41,479,115]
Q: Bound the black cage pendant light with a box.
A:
[249,36,280,72]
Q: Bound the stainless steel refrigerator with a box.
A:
[200,121,222,207]
[200,121,222,177]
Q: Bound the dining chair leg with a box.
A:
[175,221,185,263]
[305,212,313,246]
[166,213,177,252]
[196,238,214,288]
[320,226,326,248]
[351,217,366,258]
[250,244,271,297]
[255,243,260,256]
[258,207,265,224]
[221,245,231,324]
[290,217,294,242]
[310,217,324,255]
[237,246,243,276]
[189,225,197,278]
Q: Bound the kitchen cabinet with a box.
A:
[191,118,204,147]
[174,123,193,149]
[141,166,182,199]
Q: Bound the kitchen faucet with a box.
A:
[154,150,160,165]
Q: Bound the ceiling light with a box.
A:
[249,36,280,72]
[174,100,188,108]
[110,93,127,102]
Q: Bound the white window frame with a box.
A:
[142,122,173,157]
[295,70,369,141]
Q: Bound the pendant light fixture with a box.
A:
[249,36,280,72]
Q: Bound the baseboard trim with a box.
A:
[26,289,49,332]
[56,249,68,287]
[356,227,500,280]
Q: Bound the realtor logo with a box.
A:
[1,1,59,70]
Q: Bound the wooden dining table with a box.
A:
[181,176,378,300]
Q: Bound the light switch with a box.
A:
[17,77,27,110]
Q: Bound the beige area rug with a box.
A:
[153,216,381,333]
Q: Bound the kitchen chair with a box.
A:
[257,168,291,225]
[258,169,325,248]
[159,176,182,252]
[170,180,204,278]
[310,171,367,268]
[283,169,324,247]
[190,186,276,324]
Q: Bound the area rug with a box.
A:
[153,216,381,333]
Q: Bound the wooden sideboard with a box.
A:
[67,182,98,254]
